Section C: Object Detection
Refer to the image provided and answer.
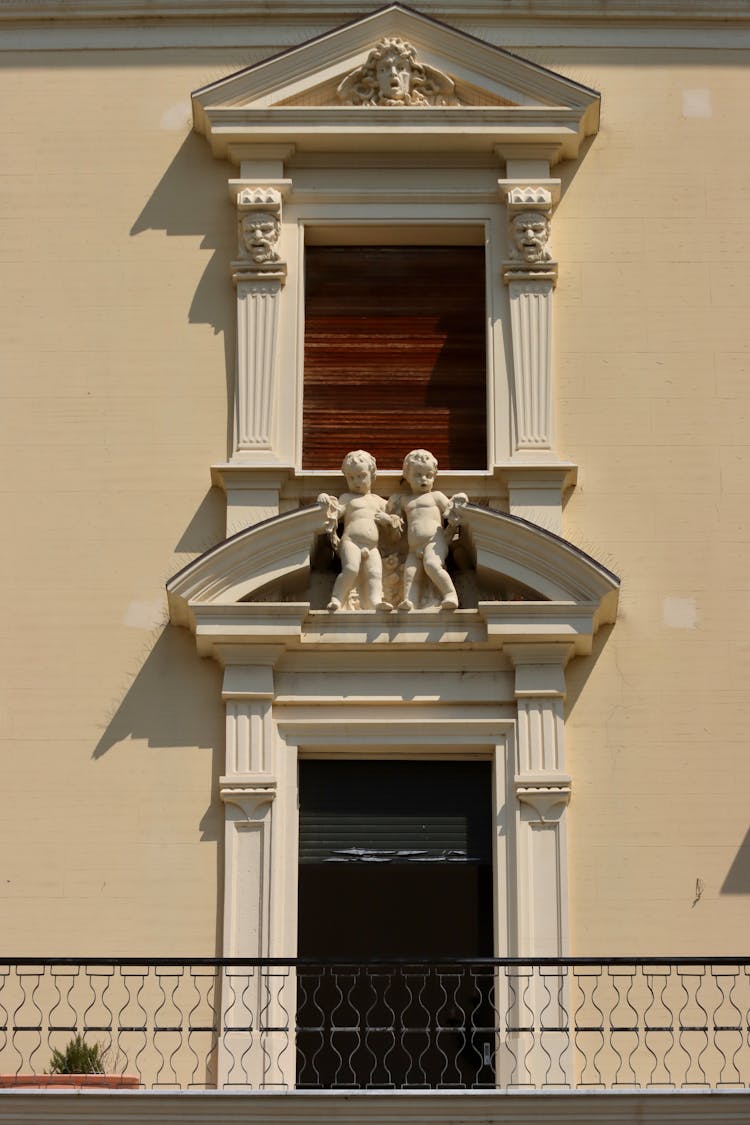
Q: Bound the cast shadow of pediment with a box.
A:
[175,486,227,554]
[721,828,750,894]
[130,131,236,455]
[93,625,223,764]
[563,622,613,719]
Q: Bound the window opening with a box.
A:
[297,760,495,1089]
[302,246,487,471]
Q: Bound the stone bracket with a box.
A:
[515,775,571,824]
[220,775,277,820]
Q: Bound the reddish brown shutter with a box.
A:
[302,247,486,471]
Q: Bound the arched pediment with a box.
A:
[167,504,619,655]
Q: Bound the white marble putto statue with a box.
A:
[317,451,401,612]
[386,449,468,611]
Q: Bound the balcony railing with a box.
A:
[1,958,749,1090]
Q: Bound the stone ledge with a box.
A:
[0,1089,749,1125]
[1,1,749,24]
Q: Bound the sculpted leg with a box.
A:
[423,543,459,609]
[329,541,362,611]
[399,552,419,611]
[362,549,392,612]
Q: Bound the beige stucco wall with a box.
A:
[0,25,748,955]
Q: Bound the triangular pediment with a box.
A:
[192,4,600,162]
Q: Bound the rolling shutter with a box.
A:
[302,246,487,471]
[299,760,492,866]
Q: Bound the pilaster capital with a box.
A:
[227,143,296,176]
[229,182,292,207]
[222,650,286,700]
[500,181,559,285]
[515,775,571,823]
[229,184,289,283]
[502,264,558,286]
[220,774,277,819]
[506,643,573,698]
[499,181,561,210]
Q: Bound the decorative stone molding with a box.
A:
[507,211,552,266]
[6,0,748,24]
[506,643,571,956]
[211,466,294,535]
[498,183,559,453]
[515,780,571,824]
[233,279,284,452]
[228,184,288,457]
[234,187,285,273]
[337,37,460,107]
[219,777,277,819]
[507,279,554,450]
[192,7,600,164]
[505,186,554,210]
[167,504,620,637]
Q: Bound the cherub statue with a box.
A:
[336,37,459,107]
[317,450,401,612]
[387,449,468,611]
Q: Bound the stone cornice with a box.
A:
[1,0,748,25]
[0,1089,748,1124]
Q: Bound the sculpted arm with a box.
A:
[382,494,405,534]
[317,492,346,549]
[444,491,469,526]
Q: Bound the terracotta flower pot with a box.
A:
[0,1074,139,1089]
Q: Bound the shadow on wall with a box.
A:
[92,625,225,950]
[563,621,613,719]
[174,486,227,554]
[93,626,223,762]
[721,828,750,894]
[130,130,236,459]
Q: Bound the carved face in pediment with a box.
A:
[337,37,460,107]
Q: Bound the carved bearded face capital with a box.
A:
[240,212,281,263]
[510,210,552,264]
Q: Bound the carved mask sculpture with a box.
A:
[509,210,552,264]
[337,37,459,107]
[240,211,280,264]
[375,47,413,102]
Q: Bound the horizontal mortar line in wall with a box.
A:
[2,0,750,19]
[3,28,750,50]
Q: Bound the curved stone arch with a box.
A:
[167,503,619,626]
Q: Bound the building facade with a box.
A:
[1,1,749,1120]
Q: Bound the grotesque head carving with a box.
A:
[509,210,552,264]
[337,38,459,107]
[240,211,281,263]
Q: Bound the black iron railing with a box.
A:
[1,958,749,1090]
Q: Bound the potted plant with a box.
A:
[0,1034,139,1089]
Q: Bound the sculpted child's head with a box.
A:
[402,448,438,492]
[342,449,377,493]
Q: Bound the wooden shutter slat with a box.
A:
[302,247,486,471]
